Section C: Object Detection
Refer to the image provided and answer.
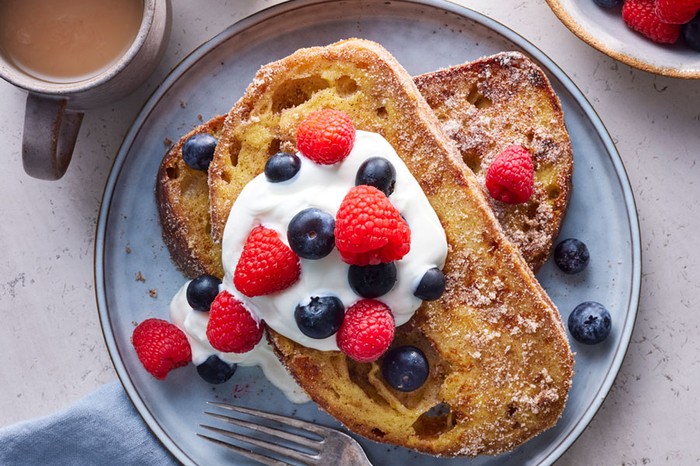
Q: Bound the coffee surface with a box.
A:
[0,0,143,83]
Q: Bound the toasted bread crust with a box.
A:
[415,52,573,272]
[156,115,226,278]
[206,39,573,456]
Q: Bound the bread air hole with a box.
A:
[336,75,358,96]
[271,75,330,113]
[375,106,388,119]
[221,137,242,184]
[412,403,456,437]
[466,85,492,110]
[267,138,281,156]
[165,166,179,180]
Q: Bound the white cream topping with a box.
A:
[221,130,448,352]
[169,282,310,404]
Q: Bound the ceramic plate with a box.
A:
[546,0,700,79]
[95,1,641,465]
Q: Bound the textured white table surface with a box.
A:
[1,1,699,464]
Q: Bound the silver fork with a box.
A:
[198,401,373,466]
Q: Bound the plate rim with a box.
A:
[94,1,642,465]
[545,0,700,80]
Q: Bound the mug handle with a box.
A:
[22,94,84,180]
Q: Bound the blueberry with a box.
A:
[683,14,700,52]
[381,345,429,392]
[264,151,301,182]
[295,296,345,339]
[554,238,590,274]
[196,355,237,384]
[355,157,396,196]
[414,267,446,301]
[182,133,218,171]
[592,0,623,8]
[348,263,397,298]
[287,208,335,259]
[568,301,612,345]
[186,275,221,312]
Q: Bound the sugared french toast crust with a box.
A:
[201,39,573,457]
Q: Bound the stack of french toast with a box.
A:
[156,38,574,457]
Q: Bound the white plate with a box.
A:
[547,0,700,79]
[95,1,642,465]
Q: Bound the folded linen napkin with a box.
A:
[0,381,177,466]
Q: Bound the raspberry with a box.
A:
[337,299,395,362]
[622,0,681,44]
[334,185,411,266]
[656,0,700,24]
[234,226,300,297]
[485,145,535,204]
[132,318,191,380]
[206,291,263,353]
[296,109,356,165]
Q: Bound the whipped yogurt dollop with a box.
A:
[221,130,448,351]
[170,282,310,404]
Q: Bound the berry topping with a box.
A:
[234,226,301,297]
[656,0,700,24]
[296,109,356,165]
[287,208,336,260]
[186,274,222,312]
[554,238,590,274]
[132,318,191,380]
[196,355,237,384]
[414,267,446,301]
[348,262,397,298]
[336,299,395,362]
[264,151,301,183]
[294,296,345,339]
[485,145,535,204]
[182,133,218,171]
[683,13,700,51]
[381,345,429,392]
[206,291,263,353]
[568,301,612,345]
[622,0,681,44]
[334,185,411,266]
[355,157,396,196]
[593,0,623,7]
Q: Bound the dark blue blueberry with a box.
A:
[683,14,700,52]
[348,263,397,298]
[592,0,623,8]
[182,133,218,171]
[287,208,335,259]
[196,355,237,384]
[186,275,221,312]
[414,267,446,301]
[355,157,396,196]
[554,238,590,274]
[264,151,301,182]
[295,296,345,339]
[381,346,429,392]
[568,301,612,345]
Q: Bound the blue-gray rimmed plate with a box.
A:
[95,1,641,465]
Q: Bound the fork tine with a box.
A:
[200,424,318,465]
[197,432,290,466]
[205,411,321,449]
[207,401,327,436]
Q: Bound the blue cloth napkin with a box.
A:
[0,381,177,466]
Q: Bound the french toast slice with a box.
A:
[157,53,572,278]
[205,39,573,456]
[415,52,572,272]
[156,115,226,278]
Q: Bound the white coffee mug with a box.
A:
[0,0,171,180]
